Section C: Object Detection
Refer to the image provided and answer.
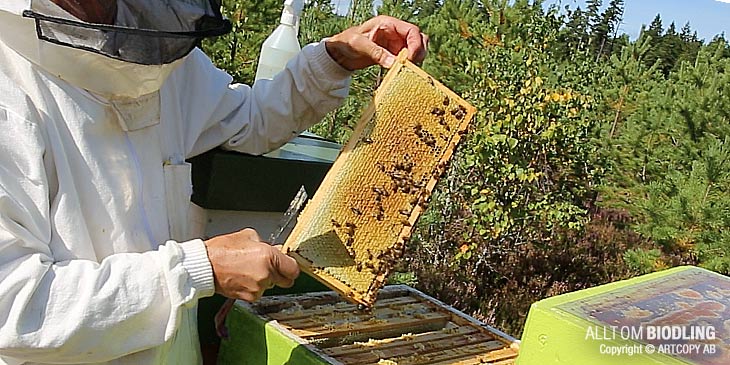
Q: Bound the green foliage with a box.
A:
[453,24,598,249]
[387,271,419,286]
[623,248,662,274]
[201,0,281,83]
[598,42,730,274]
[556,0,624,60]
[395,0,607,335]
[637,15,707,75]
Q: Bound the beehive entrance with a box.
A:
[248,286,519,365]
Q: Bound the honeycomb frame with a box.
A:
[222,285,519,365]
[282,51,476,307]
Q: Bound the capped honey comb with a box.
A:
[283,51,476,307]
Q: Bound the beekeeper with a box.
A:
[0,1,428,364]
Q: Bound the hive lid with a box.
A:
[282,51,476,307]
[519,266,730,365]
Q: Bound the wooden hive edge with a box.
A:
[288,251,372,307]
[230,299,346,365]
[242,285,518,365]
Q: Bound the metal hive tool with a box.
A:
[282,51,476,307]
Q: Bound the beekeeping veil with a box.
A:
[0,0,232,98]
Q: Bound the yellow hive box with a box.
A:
[283,52,476,307]
[518,266,730,365]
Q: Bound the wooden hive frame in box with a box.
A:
[219,286,519,365]
[282,52,476,307]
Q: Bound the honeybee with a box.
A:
[430,107,445,116]
[344,222,356,236]
[372,186,389,197]
[451,105,467,120]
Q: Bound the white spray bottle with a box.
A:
[255,0,303,81]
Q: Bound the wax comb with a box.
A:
[283,51,476,307]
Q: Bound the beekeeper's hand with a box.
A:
[205,228,300,302]
[325,15,428,71]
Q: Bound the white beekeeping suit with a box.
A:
[0,0,351,364]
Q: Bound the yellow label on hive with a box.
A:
[283,52,476,307]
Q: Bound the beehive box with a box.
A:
[282,52,476,307]
[218,285,519,365]
[518,266,730,365]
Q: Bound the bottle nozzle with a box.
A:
[281,0,303,26]
[284,0,304,13]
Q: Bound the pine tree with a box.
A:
[201,0,282,83]
[585,0,602,27]
[708,34,730,59]
[592,0,624,58]
[349,0,375,24]
[377,0,417,20]
[646,14,663,37]
[411,0,442,17]
[640,14,664,69]
[658,22,683,74]
[679,22,694,43]
[674,22,702,71]
[300,0,343,45]
[560,6,590,54]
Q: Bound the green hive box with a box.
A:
[518,266,730,365]
[217,285,520,365]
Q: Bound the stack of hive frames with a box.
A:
[282,52,476,307]
[219,286,519,365]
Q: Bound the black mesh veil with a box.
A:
[22,0,232,65]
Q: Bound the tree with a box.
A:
[639,14,664,68]
[585,0,602,31]
[559,6,590,54]
[411,0,442,17]
[676,22,702,70]
[201,0,283,83]
[657,22,683,74]
[601,0,625,56]
[300,0,342,45]
[349,0,375,23]
[646,14,663,38]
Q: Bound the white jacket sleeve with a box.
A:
[162,41,351,159]
[0,108,215,363]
